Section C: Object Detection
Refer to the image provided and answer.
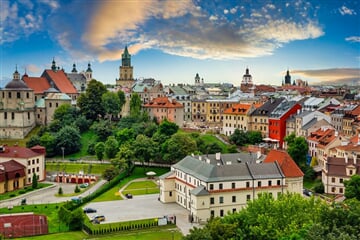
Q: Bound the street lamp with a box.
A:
[61,147,65,160]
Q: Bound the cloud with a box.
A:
[345,36,360,42]
[291,68,360,84]
[339,6,356,15]
[25,64,41,74]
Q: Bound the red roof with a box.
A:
[22,76,50,94]
[143,97,183,108]
[223,103,262,114]
[42,69,77,94]
[0,145,45,159]
[264,149,304,177]
[0,160,26,180]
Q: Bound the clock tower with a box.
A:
[116,46,135,88]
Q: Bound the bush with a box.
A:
[74,185,80,193]
[9,194,16,197]
[314,181,324,194]
[19,190,26,194]
[58,187,63,195]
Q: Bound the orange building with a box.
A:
[143,97,184,126]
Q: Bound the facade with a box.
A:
[159,151,302,223]
[268,100,302,148]
[222,103,261,136]
[240,68,254,92]
[116,46,135,88]
[0,160,26,193]
[0,69,36,139]
[250,97,284,137]
[66,63,93,93]
[143,97,184,126]
[0,145,46,185]
[132,78,165,104]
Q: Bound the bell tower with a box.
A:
[116,46,134,88]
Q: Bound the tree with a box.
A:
[95,142,105,161]
[229,129,248,146]
[40,132,56,157]
[158,119,179,136]
[26,135,40,148]
[91,120,114,142]
[129,93,142,117]
[104,136,119,159]
[284,133,309,167]
[247,131,263,144]
[115,128,136,144]
[102,166,120,181]
[102,91,120,121]
[53,104,79,127]
[132,134,156,166]
[77,79,107,120]
[111,143,133,175]
[162,133,197,163]
[74,185,80,193]
[58,187,63,195]
[117,90,126,112]
[55,126,81,155]
[344,174,360,200]
[32,173,38,189]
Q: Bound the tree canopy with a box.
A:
[344,174,360,200]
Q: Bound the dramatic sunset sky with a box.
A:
[0,0,359,87]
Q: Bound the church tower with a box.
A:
[116,46,134,88]
[284,69,291,85]
[195,73,200,86]
[85,62,92,83]
[240,67,253,92]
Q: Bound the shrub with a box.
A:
[58,187,63,195]
[74,185,80,193]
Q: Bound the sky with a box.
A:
[0,0,359,88]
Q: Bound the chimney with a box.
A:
[215,152,221,160]
[345,153,348,164]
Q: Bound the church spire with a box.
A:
[71,63,77,73]
[51,58,57,71]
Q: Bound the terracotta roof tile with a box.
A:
[42,70,77,94]
[143,97,183,108]
[264,149,304,177]
[224,103,255,115]
[22,76,50,94]
[0,145,45,159]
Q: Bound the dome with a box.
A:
[4,79,29,89]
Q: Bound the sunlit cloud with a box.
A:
[24,64,41,74]
[292,68,360,84]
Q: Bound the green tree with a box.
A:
[229,129,248,146]
[247,131,263,144]
[344,174,360,200]
[32,173,38,189]
[129,93,142,117]
[158,119,179,136]
[284,133,309,167]
[102,91,120,121]
[132,134,156,166]
[95,142,105,161]
[40,132,56,157]
[162,133,197,163]
[26,135,40,148]
[117,90,126,112]
[58,187,63,195]
[53,104,79,127]
[115,128,136,144]
[77,79,107,120]
[91,120,114,142]
[68,208,84,231]
[74,185,80,193]
[104,136,119,159]
[102,166,120,181]
[55,126,81,155]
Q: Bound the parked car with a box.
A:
[125,193,133,199]
[303,189,313,197]
[80,183,89,188]
[83,208,97,213]
[92,215,105,223]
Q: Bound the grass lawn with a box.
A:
[199,134,229,153]
[93,167,169,202]
[17,227,183,240]
[45,162,109,175]
[122,181,159,196]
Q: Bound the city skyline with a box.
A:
[0,0,359,87]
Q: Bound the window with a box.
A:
[246,181,250,188]
[220,210,224,217]
[209,184,214,190]
[8,92,11,98]
[169,191,172,197]
[4,112,7,120]
[232,208,236,213]
[219,196,224,204]
[232,182,235,189]
[36,159,39,164]
[339,178,343,183]
[32,159,35,164]
[36,167,39,172]
[232,196,236,203]
[258,181,262,187]
[331,177,335,183]
[277,180,281,185]
[210,197,215,204]
[210,210,215,217]
[339,188,343,193]
[28,169,31,174]
[331,187,335,192]
[28,160,30,165]
[11,112,15,120]
[219,183,223,190]
[268,180,272,186]
[247,194,251,201]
